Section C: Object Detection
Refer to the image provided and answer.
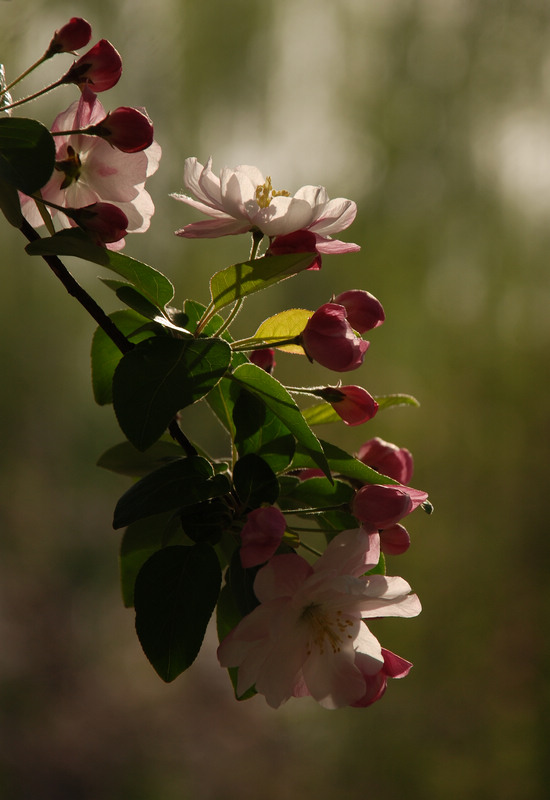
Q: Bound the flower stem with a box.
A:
[19,218,197,457]
[0,55,48,98]
[212,297,243,337]
[1,77,64,111]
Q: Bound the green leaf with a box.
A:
[302,402,340,426]
[180,498,232,544]
[233,453,279,508]
[216,582,257,701]
[209,252,316,314]
[231,385,295,473]
[119,512,184,607]
[0,175,23,227]
[91,309,153,405]
[113,336,231,450]
[375,393,420,411]
[26,228,174,309]
[113,455,231,529]
[254,308,312,353]
[97,439,185,477]
[101,280,166,321]
[134,544,221,682]
[0,117,55,194]
[292,439,399,485]
[230,363,330,478]
[278,476,354,511]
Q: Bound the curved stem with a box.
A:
[19,219,197,457]
[1,77,63,111]
[0,55,48,98]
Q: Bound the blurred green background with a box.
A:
[1,1,549,798]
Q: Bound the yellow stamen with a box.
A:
[301,603,354,656]
[255,176,290,209]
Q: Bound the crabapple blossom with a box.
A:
[172,157,361,248]
[352,483,428,530]
[316,385,378,426]
[299,303,369,372]
[60,39,122,92]
[240,507,286,568]
[351,648,413,707]
[21,88,160,249]
[217,528,421,709]
[45,17,92,57]
[357,436,414,484]
[266,230,321,270]
[333,289,385,333]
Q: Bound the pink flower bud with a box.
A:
[333,289,385,333]
[352,484,413,529]
[379,523,411,556]
[250,348,276,374]
[357,436,414,484]
[240,507,286,568]
[46,18,92,57]
[61,40,122,92]
[267,230,321,270]
[317,385,378,426]
[65,202,128,246]
[300,303,369,372]
[85,107,154,153]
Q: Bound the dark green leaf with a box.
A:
[97,439,184,477]
[134,544,221,682]
[230,363,330,478]
[180,498,233,544]
[233,453,279,509]
[113,336,231,450]
[113,455,231,529]
[0,174,23,227]
[91,309,152,405]
[292,439,399,485]
[227,548,260,617]
[216,582,257,701]
[102,280,166,321]
[0,117,55,194]
[232,386,295,473]
[277,476,354,511]
[119,512,184,607]
[26,228,174,308]
[209,252,316,314]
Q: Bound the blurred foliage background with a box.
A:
[1,0,549,798]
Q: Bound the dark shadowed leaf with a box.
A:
[232,453,279,509]
[134,544,221,681]
[0,117,55,194]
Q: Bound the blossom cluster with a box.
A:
[0,18,430,713]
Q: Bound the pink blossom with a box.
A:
[317,385,378,426]
[357,436,414,484]
[60,39,122,92]
[240,507,286,568]
[333,290,385,333]
[45,18,92,57]
[266,230,321,270]
[172,157,360,247]
[65,202,128,245]
[249,348,276,374]
[21,88,160,250]
[84,106,154,153]
[352,483,428,530]
[300,303,369,372]
[217,528,421,709]
[351,648,413,707]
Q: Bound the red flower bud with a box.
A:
[357,437,414,484]
[267,230,321,270]
[61,40,122,92]
[65,202,128,246]
[317,385,378,426]
[300,303,369,372]
[333,290,385,333]
[46,18,92,57]
[85,107,154,153]
[250,348,276,374]
[379,523,411,556]
[352,484,413,529]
